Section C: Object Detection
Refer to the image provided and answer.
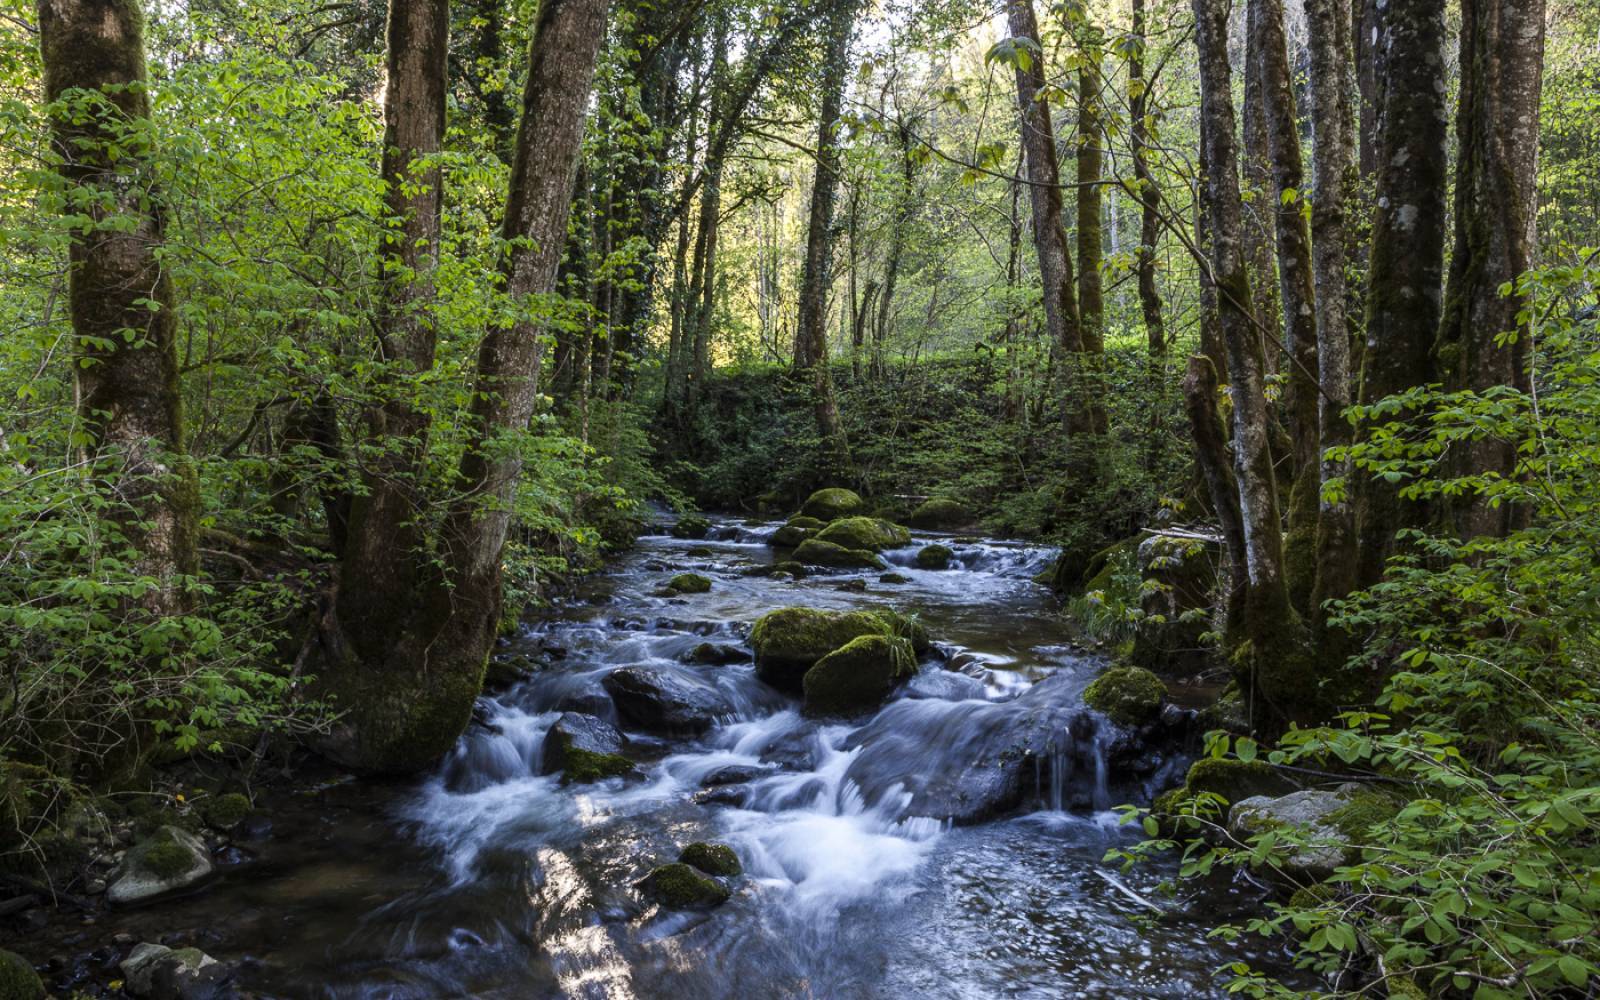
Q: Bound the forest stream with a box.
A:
[20,513,1297,999]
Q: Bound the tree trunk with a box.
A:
[1353,0,1381,175]
[1076,43,1104,354]
[317,0,606,774]
[1436,0,1546,540]
[1129,0,1165,359]
[1193,0,1309,726]
[875,119,916,374]
[1352,0,1448,588]
[1306,0,1358,621]
[1251,0,1321,614]
[794,0,853,447]
[1241,26,1281,365]
[38,0,199,615]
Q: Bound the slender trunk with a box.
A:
[1251,0,1320,613]
[1353,0,1380,175]
[1076,45,1104,354]
[1352,0,1449,588]
[1306,0,1358,621]
[690,166,720,401]
[1242,26,1281,364]
[875,121,915,374]
[1194,0,1308,726]
[1130,0,1166,358]
[1184,355,1247,642]
[1436,0,1546,540]
[39,0,199,615]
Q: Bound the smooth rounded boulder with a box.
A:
[750,607,898,690]
[905,497,972,529]
[108,826,213,906]
[803,634,916,714]
[602,667,733,734]
[814,516,912,551]
[792,538,884,569]
[541,712,633,782]
[799,487,865,521]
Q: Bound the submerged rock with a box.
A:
[814,516,912,552]
[914,543,954,570]
[679,841,742,876]
[637,862,730,908]
[749,608,899,691]
[0,950,43,1000]
[118,942,229,1000]
[683,642,750,665]
[541,713,633,782]
[905,497,972,530]
[803,635,917,715]
[602,667,732,734]
[108,827,213,906]
[792,538,885,569]
[1082,666,1167,727]
[799,487,865,521]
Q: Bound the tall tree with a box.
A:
[1193,0,1307,726]
[1436,0,1547,540]
[1128,0,1165,359]
[793,0,855,445]
[1352,0,1449,588]
[1306,0,1359,620]
[1076,27,1105,354]
[318,0,607,773]
[38,0,199,616]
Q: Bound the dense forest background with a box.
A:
[3,0,1600,995]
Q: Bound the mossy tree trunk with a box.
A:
[1352,0,1448,589]
[1129,0,1165,361]
[38,0,199,616]
[1436,0,1547,541]
[1193,0,1310,727]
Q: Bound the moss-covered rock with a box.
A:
[679,841,741,876]
[914,543,954,570]
[109,826,212,905]
[200,792,250,831]
[1082,666,1167,727]
[1325,788,1402,839]
[561,747,635,783]
[799,487,865,521]
[637,862,730,908]
[904,497,972,530]
[670,514,710,539]
[787,515,825,532]
[771,524,811,547]
[750,608,897,690]
[666,573,712,594]
[878,572,911,584]
[877,610,930,654]
[815,516,912,552]
[1182,758,1299,805]
[793,538,885,569]
[803,634,916,715]
[0,950,43,1000]
[1384,976,1427,1000]
[542,713,633,783]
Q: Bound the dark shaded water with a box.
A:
[19,515,1294,998]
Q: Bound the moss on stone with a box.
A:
[787,515,825,531]
[670,515,710,540]
[141,838,198,880]
[914,543,953,570]
[877,610,930,654]
[1384,975,1427,1000]
[904,497,971,530]
[815,516,912,552]
[1082,666,1167,727]
[679,841,741,876]
[0,950,43,1000]
[560,747,634,784]
[200,792,250,830]
[750,607,895,689]
[666,573,712,594]
[1286,884,1335,910]
[1325,790,1401,839]
[638,862,730,908]
[878,572,911,584]
[802,634,916,715]
[799,488,865,521]
[792,538,885,569]
[1183,758,1298,804]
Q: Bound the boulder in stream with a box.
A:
[636,862,731,908]
[602,667,732,734]
[679,841,742,876]
[792,538,885,570]
[803,635,917,715]
[1226,787,1397,880]
[0,950,43,1000]
[107,827,213,906]
[670,515,710,539]
[1082,666,1167,727]
[683,642,750,665]
[118,942,230,1000]
[904,497,972,529]
[914,543,954,570]
[814,516,912,551]
[541,713,633,783]
[750,608,899,691]
[799,487,865,521]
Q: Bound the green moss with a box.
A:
[670,514,710,539]
[0,949,43,1000]
[1183,758,1298,805]
[1082,666,1167,727]
[792,538,885,569]
[799,488,865,521]
[141,838,197,880]
[878,572,911,584]
[1384,975,1427,1000]
[771,524,811,547]
[876,610,930,654]
[814,516,912,552]
[751,607,895,688]
[639,862,730,908]
[200,792,250,830]
[679,841,741,876]
[560,747,634,784]
[686,546,715,557]
[666,573,712,594]
[914,543,953,570]
[1286,884,1335,910]
[904,497,971,529]
[787,516,825,531]
[802,634,916,715]
[1325,790,1400,839]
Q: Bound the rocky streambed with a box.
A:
[7,509,1297,999]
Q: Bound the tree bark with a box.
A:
[1436,0,1546,540]
[1306,0,1359,621]
[38,0,200,615]
[1076,39,1104,354]
[1129,0,1165,359]
[1352,0,1448,588]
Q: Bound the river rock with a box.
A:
[1082,666,1167,727]
[792,538,885,570]
[679,841,742,876]
[1228,789,1355,879]
[905,497,972,529]
[0,949,43,1000]
[636,862,730,909]
[541,713,632,782]
[802,635,916,715]
[814,516,912,551]
[749,608,899,691]
[602,667,732,734]
[107,827,212,906]
[799,487,865,521]
[118,942,231,1000]
[670,515,710,540]
[682,642,750,665]
[914,544,954,570]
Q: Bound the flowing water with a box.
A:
[24,514,1296,998]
